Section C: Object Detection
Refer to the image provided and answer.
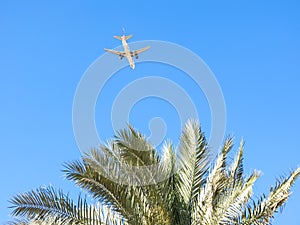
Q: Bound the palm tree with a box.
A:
[9,120,300,225]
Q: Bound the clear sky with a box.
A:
[1,1,300,224]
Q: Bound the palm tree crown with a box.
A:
[9,120,300,225]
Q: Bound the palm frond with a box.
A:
[229,140,244,186]
[9,186,122,225]
[176,119,210,207]
[216,171,261,224]
[115,124,157,166]
[64,151,171,224]
[195,152,226,224]
[241,167,300,225]
[63,160,136,223]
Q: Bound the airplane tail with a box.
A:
[113,35,132,40]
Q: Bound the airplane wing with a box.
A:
[131,46,150,57]
[104,48,126,57]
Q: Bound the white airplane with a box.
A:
[104,31,150,69]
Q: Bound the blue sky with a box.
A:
[1,1,300,224]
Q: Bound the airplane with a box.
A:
[104,30,150,69]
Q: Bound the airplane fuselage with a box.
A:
[121,36,135,69]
